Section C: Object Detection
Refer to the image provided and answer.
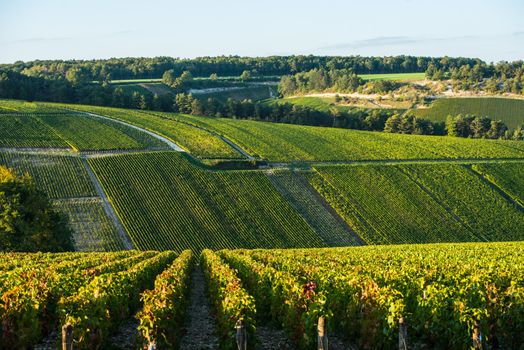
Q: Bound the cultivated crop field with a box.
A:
[0,152,96,198]
[61,104,240,158]
[166,112,524,161]
[2,243,522,349]
[411,97,524,129]
[307,163,524,244]
[88,152,325,251]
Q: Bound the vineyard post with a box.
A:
[317,315,328,350]
[61,323,73,350]
[147,341,157,350]
[472,319,482,349]
[236,319,247,350]
[399,317,408,350]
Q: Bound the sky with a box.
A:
[1,0,523,63]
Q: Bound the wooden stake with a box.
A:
[472,319,482,350]
[399,317,408,350]
[236,319,247,350]
[62,323,73,350]
[318,316,328,350]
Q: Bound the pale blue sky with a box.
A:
[1,0,523,63]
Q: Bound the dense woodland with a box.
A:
[0,55,478,81]
[1,55,523,140]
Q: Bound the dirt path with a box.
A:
[179,265,219,350]
[80,157,134,250]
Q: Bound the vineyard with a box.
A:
[160,111,524,161]
[306,163,524,244]
[0,152,96,199]
[1,243,522,349]
[0,113,69,148]
[36,113,166,151]
[88,152,325,251]
[60,104,241,158]
[411,97,524,130]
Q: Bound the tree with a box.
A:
[470,116,491,138]
[0,166,73,252]
[162,69,176,86]
[65,67,89,87]
[240,70,251,81]
[512,124,524,140]
[486,120,508,139]
[278,75,297,96]
[446,114,470,137]
[384,114,401,133]
[210,73,218,81]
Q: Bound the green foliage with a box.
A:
[88,152,324,251]
[222,242,524,349]
[59,251,176,349]
[137,250,193,348]
[411,98,524,130]
[0,152,96,199]
[65,104,240,158]
[170,112,524,162]
[201,250,256,349]
[306,164,524,244]
[220,250,326,349]
[0,166,74,252]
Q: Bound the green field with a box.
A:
[359,72,426,81]
[63,104,240,158]
[411,97,524,129]
[166,112,524,161]
[0,114,69,148]
[472,162,524,206]
[306,163,524,244]
[0,152,96,199]
[89,152,325,251]
[37,113,163,151]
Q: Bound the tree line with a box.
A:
[384,113,524,140]
[426,60,524,94]
[278,68,401,96]
[1,55,478,81]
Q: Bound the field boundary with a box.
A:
[80,157,134,250]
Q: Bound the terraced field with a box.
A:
[411,97,524,129]
[88,152,324,251]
